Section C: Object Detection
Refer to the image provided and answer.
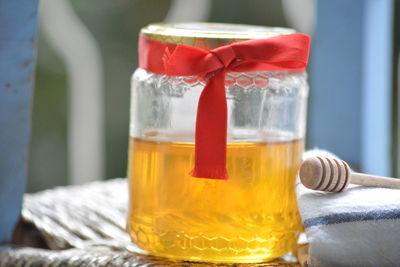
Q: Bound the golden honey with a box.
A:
[127,137,303,263]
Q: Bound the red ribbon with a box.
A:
[138,33,310,180]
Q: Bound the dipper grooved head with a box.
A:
[299,156,351,192]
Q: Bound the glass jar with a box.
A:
[127,23,309,263]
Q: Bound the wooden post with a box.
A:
[0,0,39,245]
[308,0,393,176]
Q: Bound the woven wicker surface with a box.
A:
[0,179,300,266]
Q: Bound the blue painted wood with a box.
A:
[361,0,393,176]
[308,0,393,175]
[0,0,39,244]
[308,0,363,168]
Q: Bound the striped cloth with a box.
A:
[296,150,400,267]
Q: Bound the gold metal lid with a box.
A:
[141,22,295,50]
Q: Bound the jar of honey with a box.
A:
[127,23,310,263]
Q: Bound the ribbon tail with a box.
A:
[190,70,229,180]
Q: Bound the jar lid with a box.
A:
[141,22,295,50]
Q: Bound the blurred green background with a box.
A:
[28,0,290,192]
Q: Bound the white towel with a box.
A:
[296,150,400,267]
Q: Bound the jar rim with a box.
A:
[141,22,295,49]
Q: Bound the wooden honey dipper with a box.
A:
[299,156,400,192]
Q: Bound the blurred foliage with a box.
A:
[28,33,68,192]
[28,0,288,192]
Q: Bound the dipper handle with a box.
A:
[351,172,400,189]
[299,156,400,192]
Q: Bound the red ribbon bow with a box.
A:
[139,33,310,180]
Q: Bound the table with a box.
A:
[0,179,304,266]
